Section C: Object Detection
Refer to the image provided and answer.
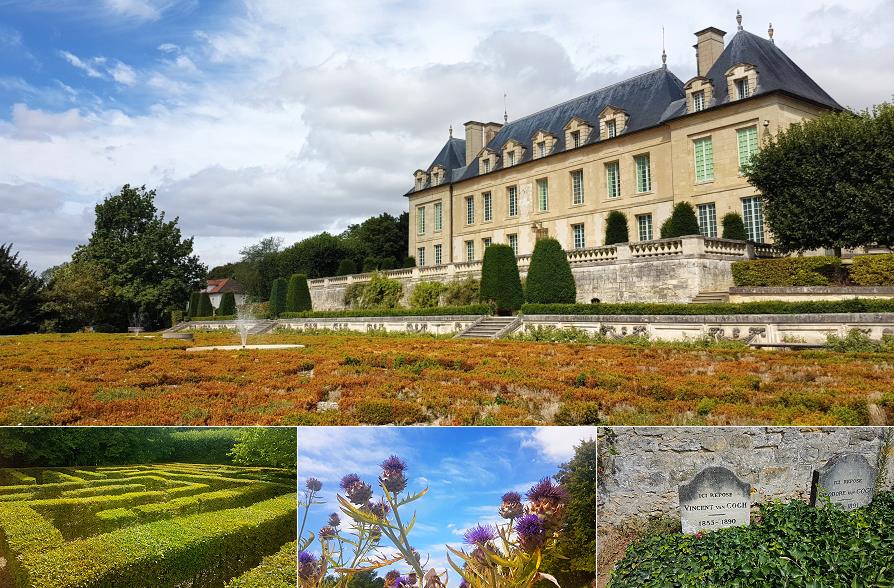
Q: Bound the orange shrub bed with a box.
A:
[0,332,891,426]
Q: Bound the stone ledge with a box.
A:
[523,312,894,324]
[731,286,894,294]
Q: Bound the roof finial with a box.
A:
[736,9,743,31]
[768,22,774,43]
[503,92,508,123]
[661,25,667,69]
[449,124,453,138]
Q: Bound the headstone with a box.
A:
[810,453,877,511]
[678,466,751,534]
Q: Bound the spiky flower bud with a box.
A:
[306,477,322,492]
[328,512,341,527]
[515,514,546,552]
[298,551,319,580]
[320,525,337,540]
[381,455,408,494]
[499,491,524,519]
[525,478,568,530]
[340,473,373,505]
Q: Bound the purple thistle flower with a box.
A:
[395,575,413,588]
[526,478,568,529]
[297,551,318,580]
[501,491,522,504]
[320,525,337,540]
[385,570,401,587]
[499,491,524,519]
[515,514,546,552]
[328,512,341,527]
[306,477,322,492]
[381,455,407,473]
[368,499,391,519]
[341,473,373,504]
[525,478,568,503]
[463,524,497,546]
[381,455,408,494]
[340,473,361,490]
[459,580,469,588]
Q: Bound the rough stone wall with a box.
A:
[598,427,894,526]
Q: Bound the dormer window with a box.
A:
[563,117,592,150]
[537,141,546,157]
[725,63,758,103]
[502,139,524,167]
[432,171,441,186]
[606,120,617,138]
[482,159,490,173]
[598,106,628,140]
[414,170,429,190]
[508,151,516,166]
[735,78,750,99]
[531,131,556,160]
[693,91,705,111]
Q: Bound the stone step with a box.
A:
[455,316,522,339]
[691,291,730,304]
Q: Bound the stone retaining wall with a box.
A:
[598,427,894,526]
[730,286,894,303]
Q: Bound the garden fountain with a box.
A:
[185,305,304,352]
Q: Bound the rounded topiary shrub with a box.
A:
[605,211,630,245]
[285,274,312,312]
[268,277,288,317]
[195,293,213,317]
[187,292,200,318]
[403,256,416,268]
[660,202,702,238]
[217,292,236,316]
[525,238,577,304]
[336,259,357,276]
[721,212,749,240]
[479,244,524,314]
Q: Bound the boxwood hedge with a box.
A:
[731,256,843,286]
[609,492,894,587]
[521,298,894,315]
[0,504,64,586]
[850,254,894,286]
[225,540,296,588]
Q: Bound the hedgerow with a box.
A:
[0,504,64,585]
[225,540,296,588]
[731,256,843,286]
[850,254,894,286]
[280,304,490,318]
[609,492,894,587]
[521,298,894,315]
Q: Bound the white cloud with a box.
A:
[520,427,597,462]
[60,50,104,78]
[110,61,137,86]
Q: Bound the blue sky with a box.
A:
[297,426,596,576]
[1,0,892,271]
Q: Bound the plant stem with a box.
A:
[297,489,315,542]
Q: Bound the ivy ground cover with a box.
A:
[0,463,297,588]
[1,331,893,426]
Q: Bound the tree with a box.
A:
[217,291,236,316]
[337,259,357,276]
[278,232,353,279]
[187,292,200,318]
[746,104,894,255]
[73,184,206,329]
[660,202,702,238]
[0,243,43,334]
[525,238,577,304]
[341,212,408,266]
[229,428,297,471]
[541,440,597,587]
[479,244,524,314]
[286,274,312,312]
[239,236,283,264]
[604,211,630,245]
[721,212,749,240]
[347,571,384,588]
[195,292,213,317]
[40,260,112,331]
[268,278,288,317]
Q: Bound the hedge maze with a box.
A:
[0,463,297,588]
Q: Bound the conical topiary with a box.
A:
[286,273,312,313]
[195,292,213,317]
[187,291,200,318]
[660,202,702,238]
[217,291,236,316]
[604,211,629,245]
[722,212,749,240]
[479,244,524,314]
[525,238,577,304]
[268,277,288,318]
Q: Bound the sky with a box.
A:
[296,426,596,576]
[0,0,892,272]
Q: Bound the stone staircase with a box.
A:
[691,291,730,304]
[455,316,521,339]
[246,320,276,335]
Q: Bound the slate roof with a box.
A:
[205,278,244,294]
[406,28,840,195]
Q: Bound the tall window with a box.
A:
[482,237,492,249]
[508,151,516,166]
[571,130,581,147]
[508,233,518,255]
[434,244,442,265]
[536,178,549,211]
[482,159,490,173]
[433,202,443,231]
[737,126,759,171]
[572,223,586,249]
[735,78,750,99]
[693,90,705,112]
[417,247,426,266]
[697,203,718,238]
[606,119,617,138]
[571,170,584,205]
[465,196,475,225]
[431,172,440,186]
[694,137,714,182]
[742,196,765,243]
[416,206,426,234]
[635,154,651,193]
[637,214,653,241]
[483,192,493,222]
[465,240,475,262]
[537,141,546,157]
[606,162,620,199]
[507,186,518,217]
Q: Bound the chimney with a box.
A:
[693,27,726,77]
[483,122,503,145]
[464,121,484,165]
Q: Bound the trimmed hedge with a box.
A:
[42,471,84,484]
[609,493,894,587]
[23,494,297,588]
[28,490,168,536]
[721,212,748,240]
[2,470,35,485]
[187,292,200,319]
[660,202,701,238]
[279,305,490,319]
[195,293,213,318]
[850,254,894,286]
[604,211,629,245]
[479,243,524,313]
[731,256,843,286]
[225,540,296,588]
[129,483,288,522]
[268,278,288,318]
[59,484,146,498]
[0,504,64,586]
[285,274,312,312]
[521,299,894,315]
[217,292,237,316]
[525,238,576,304]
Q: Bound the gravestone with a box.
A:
[810,453,877,511]
[679,466,751,534]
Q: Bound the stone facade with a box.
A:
[598,427,894,527]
